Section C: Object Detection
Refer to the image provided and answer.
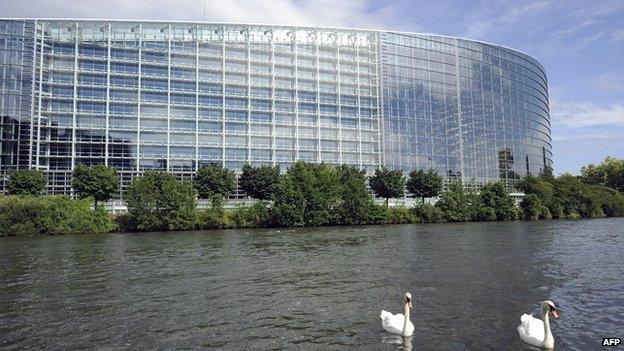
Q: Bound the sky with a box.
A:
[2,0,623,174]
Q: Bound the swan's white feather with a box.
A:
[380,309,414,336]
[517,313,545,347]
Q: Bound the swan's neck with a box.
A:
[402,302,410,336]
[541,308,554,348]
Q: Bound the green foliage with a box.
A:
[193,164,236,199]
[239,164,280,200]
[233,201,271,228]
[412,203,445,223]
[479,182,518,220]
[435,183,481,222]
[367,204,391,224]
[0,195,116,236]
[369,166,405,206]
[515,171,624,220]
[72,163,120,205]
[406,168,443,203]
[335,165,376,225]
[539,206,553,220]
[515,174,554,199]
[124,171,197,231]
[6,169,47,196]
[272,161,342,227]
[196,195,235,229]
[270,174,305,227]
[520,194,543,220]
[580,156,624,192]
[473,206,497,221]
[516,174,562,218]
[386,207,417,224]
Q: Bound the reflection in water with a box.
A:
[382,335,413,351]
[0,219,623,350]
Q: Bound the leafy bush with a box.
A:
[270,174,305,227]
[233,201,271,228]
[0,195,116,236]
[435,184,480,222]
[271,162,342,227]
[386,207,416,224]
[473,206,497,221]
[367,204,390,224]
[124,171,197,231]
[479,182,518,220]
[413,204,445,223]
[520,194,543,220]
[335,165,376,225]
[539,206,552,220]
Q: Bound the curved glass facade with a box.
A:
[381,32,551,187]
[0,19,551,194]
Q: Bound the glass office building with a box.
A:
[0,19,551,194]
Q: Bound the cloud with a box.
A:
[591,73,624,93]
[461,1,553,39]
[1,0,408,31]
[551,101,624,127]
[551,19,597,37]
[610,28,624,42]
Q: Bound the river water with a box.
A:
[1,219,623,350]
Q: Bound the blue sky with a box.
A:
[3,0,623,174]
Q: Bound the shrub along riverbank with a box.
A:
[1,157,624,237]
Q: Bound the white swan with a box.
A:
[380,292,414,336]
[517,300,560,349]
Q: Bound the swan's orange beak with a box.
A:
[551,309,559,319]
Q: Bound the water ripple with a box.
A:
[1,219,623,350]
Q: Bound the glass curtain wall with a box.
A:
[0,19,552,195]
[380,32,551,188]
[0,20,36,192]
[30,20,381,194]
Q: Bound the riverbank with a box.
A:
[3,158,623,237]
[2,174,623,237]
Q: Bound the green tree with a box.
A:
[72,163,120,205]
[269,161,344,227]
[479,182,518,221]
[515,174,561,218]
[238,164,280,200]
[580,156,624,192]
[271,173,305,227]
[435,183,480,222]
[406,168,443,204]
[288,161,341,226]
[193,164,236,199]
[335,165,375,225]
[520,193,543,220]
[369,166,405,207]
[6,169,47,196]
[125,171,197,231]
